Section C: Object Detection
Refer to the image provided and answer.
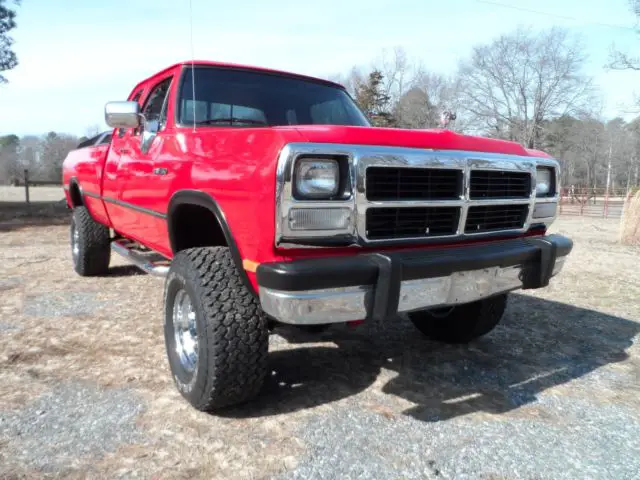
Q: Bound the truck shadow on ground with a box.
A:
[105,265,146,277]
[223,293,639,422]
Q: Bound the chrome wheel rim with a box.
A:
[71,222,79,260]
[172,289,198,372]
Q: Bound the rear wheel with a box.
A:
[70,206,111,276]
[407,294,508,344]
[163,246,268,411]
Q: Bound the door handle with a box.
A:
[119,148,130,154]
[153,167,168,176]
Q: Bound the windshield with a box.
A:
[177,66,370,128]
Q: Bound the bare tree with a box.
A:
[375,47,411,106]
[341,66,366,97]
[84,124,102,138]
[628,117,640,187]
[0,134,19,183]
[608,1,640,71]
[395,86,435,129]
[569,115,607,189]
[18,135,42,173]
[40,132,79,182]
[394,72,466,130]
[458,27,594,148]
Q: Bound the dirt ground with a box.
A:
[1,215,639,479]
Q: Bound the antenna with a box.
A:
[189,0,197,132]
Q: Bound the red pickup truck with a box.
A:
[62,60,572,411]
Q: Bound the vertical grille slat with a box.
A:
[469,171,531,199]
[366,207,459,240]
[464,205,529,233]
[366,167,462,201]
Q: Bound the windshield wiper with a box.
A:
[194,118,268,126]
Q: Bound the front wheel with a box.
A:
[163,246,269,411]
[407,294,508,344]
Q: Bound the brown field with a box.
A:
[0,186,64,203]
[1,215,639,479]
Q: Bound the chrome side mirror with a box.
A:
[105,101,141,128]
[141,119,160,153]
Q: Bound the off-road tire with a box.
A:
[70,206,111,276]
[163,246,269,411]
[408,294,508,344]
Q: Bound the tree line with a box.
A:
[1,1,640,191]
[331,23,640,193]
[0,129,99,184]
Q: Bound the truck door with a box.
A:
[102,88,145,238]
[109,76,173,249]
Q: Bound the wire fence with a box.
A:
[0,169,66,221]
[0,173,636,223]
[558,187,633,219]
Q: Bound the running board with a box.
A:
[111,239,170,277]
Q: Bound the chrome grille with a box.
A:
[274,143,559,248]
[464,205,529,233]
[469,170,531,199]
[360,160,535,241]
[366,207,460,240]
[365,167,461,201]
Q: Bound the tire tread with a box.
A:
[168,247,268,410]
[72,207,110,276]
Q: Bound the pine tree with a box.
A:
[0,0,19,83]
[354,70,395,127]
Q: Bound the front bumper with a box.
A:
[256,234,573,325]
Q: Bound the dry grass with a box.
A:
[1,216,639,479]
[0,186,64,203]
[620,190,640,245]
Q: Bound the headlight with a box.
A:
[536,168,553,196]
[295,158,339,199]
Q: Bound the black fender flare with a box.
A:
[65,176,84,208]
[166,190,256,296]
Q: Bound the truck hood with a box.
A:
[287,125,549,158]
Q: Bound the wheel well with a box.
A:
[69,182,83,207]
[169,203,227,253]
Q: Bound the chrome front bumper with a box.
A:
[257,235,572,325]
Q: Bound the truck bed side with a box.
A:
[62,141,112,228]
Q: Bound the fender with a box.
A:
[64,177,84,208]
[167,190,256,296]
[65,176,111,224]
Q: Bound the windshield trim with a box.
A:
[173,64,370,130]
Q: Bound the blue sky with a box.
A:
[0,0,638,136]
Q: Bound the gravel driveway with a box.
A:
[1,216,639,479]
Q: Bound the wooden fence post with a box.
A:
[24,169,30,212]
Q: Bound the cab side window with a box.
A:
[141,77,173,130]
